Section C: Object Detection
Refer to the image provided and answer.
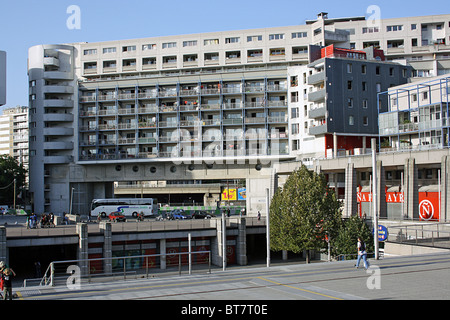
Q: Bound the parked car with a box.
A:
[192,211,213,219]
[109,211,126,222]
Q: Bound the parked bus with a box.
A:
[90,198,158,218]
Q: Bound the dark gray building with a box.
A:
[288,45,412,160]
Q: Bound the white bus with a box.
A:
[90,198,158,218]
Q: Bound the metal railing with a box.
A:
[387,223,450,248]
[35,250,212,288]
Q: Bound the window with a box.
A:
[122,46,136,52]
[290,76,298,87]
[347,63,352,73]
[376,66,380,75]
[143,57,156,65]
[361,65,367,74]
[225,37,240,44]
[269,48,285,56]
[386,25,403,32]
[362,100,368,109]
[411,24,417,30]
[162,42,177,49]
[389,68,394,76]
[103,47,116,54]
[362,27,379,33]
[291,92,299,103]
[204,39,219,45]
[412,38,418,47]
[291,123,299,135]
[349,115,354,126]
[348,98,353,108]
[269,33,284,40]
[123,59,136,67]
[84,49,97,55]
[347,81,353,90]
[84,62,97,69]
[205,52,219,61]
[247,49,263,57]
[291,32,307,39]
[226,51,241,59]
[247,35,262,42]
[362,82,367,91]
[183,40,197,47]
[363,116,369,126]
[103,60,117,68]
[291,107,299,118]
[142,44,156,51]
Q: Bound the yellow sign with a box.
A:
[222,188,237,201]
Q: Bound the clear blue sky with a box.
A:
[0,0,448,108]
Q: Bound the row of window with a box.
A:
[83,32,310,56]
[83,47,310,71]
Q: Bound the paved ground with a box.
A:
[15,253,450,303]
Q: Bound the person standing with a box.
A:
[0,261,16,300]
[355,237,369,270]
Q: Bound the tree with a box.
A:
[270,165,342,263]
[333,215,374,259]
[0,155,27,206]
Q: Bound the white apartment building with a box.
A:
[27,12,450,214]
[0,106,30,184]
[0,50,6,106]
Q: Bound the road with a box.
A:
[16,253,450,302]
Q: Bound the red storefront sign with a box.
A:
[357,190,440,221]
[418,192,440,221]
[357,191,404,203]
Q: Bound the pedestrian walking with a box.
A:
[355,237,369,270]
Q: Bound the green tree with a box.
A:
[0,155,27,207]
[269,165,342,263]
[333,215,374,259]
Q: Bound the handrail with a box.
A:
[34,250,212,288]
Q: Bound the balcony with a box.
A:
[43,85,74,94]
[309,106,326,119]
[308,124,328,136]
[43,141,74,150]
[308,89,326,102]
[307,71,325,85]
[43,113,74,122]
[43,57,60,67]
[43,127,74,136]
[43,99,74,108]
[43,155,73,164]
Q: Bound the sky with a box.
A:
[0,0,448,109]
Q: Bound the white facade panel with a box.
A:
[0,51,5,106]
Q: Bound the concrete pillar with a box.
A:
[377,160,387,219]
[0,227,6,265]
[160,239,166,270]
[100,222,112,274]
[404,158,418,220]
[333,133,338,158]
[236,217,247,266]
[344,162,357,218]
[441,156,450,222]
[76,223,88,276]
[211,215,226,267]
